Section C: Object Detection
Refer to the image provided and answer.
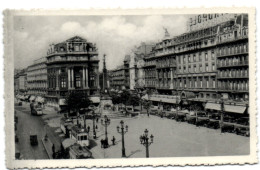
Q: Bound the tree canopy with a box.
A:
[65,91,92,114]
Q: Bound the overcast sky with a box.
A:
[13,15,189,70]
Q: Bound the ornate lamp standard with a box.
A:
[139,129,154,158]
[101,115,111,141]
[117,120,128,157]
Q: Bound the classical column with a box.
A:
[170,68,174,89]
[68,68,71,89]
[56,68,60,90]
[71,67,75,89]
[85,67,89,88]
[82,67,86,88]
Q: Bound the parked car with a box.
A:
[221,122,235,133]
[15,135,19,143]
[186,111,196,124]
[234,117,250,137]
[30,135,38,146]
[207,113,220,129]
[175,110,188,122]
[196,112,209,127]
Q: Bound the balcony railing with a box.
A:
[218,86,249,91]
[217,60,248,68]
[216,35,248,45]
[216,50,248,58]
[156,62,176,68]
[217,73,249,79]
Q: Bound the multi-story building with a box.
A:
[45,36,100,110]
[143,50,157,91]
[129,42,154,90]
[143,14,249,114]
[110,55,130,90]
[18,69,28,94]
[27,57,48,98]
[216,14,249,102]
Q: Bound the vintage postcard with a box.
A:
[4,7,257,169]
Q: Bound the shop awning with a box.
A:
[142,94,148,100]
[161,98,181,104]
[150,96,161,102]
[224,105,246,114]
[90,96,100,103]
[59,99,66,105]
[29,95,36,101]
[35,96,45,103]
[205,103,221,111]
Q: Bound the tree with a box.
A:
[120,90,131,111]
[65,91,92,116]
[128,94,140,110]
[110,92,121,105]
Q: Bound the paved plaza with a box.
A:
[15,102,249,159]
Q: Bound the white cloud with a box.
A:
[14,15,187,70]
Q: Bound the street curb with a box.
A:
[41,138,52,159]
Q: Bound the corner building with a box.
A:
[45,36,100,109]
[143,14,249,114]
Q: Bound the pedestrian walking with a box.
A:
[96,117,99,123]
[100,139,104,148]
[96,125,98,129]
[87,126,90,133]
[111,136,116,145]
[52,144,55,157]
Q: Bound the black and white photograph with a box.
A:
[3,8,257,168]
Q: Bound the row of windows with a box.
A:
[178,50,215,63]
[217,56,248,67]
[218,80,249,91]
[177,77,216,89]
[218,68,249,78]
[218,43,248,56]
[178,62,216,73]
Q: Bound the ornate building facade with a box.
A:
[143,14,249,114]
[45,36,100,109]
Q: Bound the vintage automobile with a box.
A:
[165,110,176,119]
[175,110,189,122]
[30,135,38,146]
[195,112,209,127]
[221,122,235,133]
[186,111,196,124]
[150,109,158,116]
[15,135,19,143]
[234,117,250,137]
[207,113,220,129]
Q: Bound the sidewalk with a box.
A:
[41,138,54,159]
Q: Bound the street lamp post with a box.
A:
[101,115,111,141]
[117,120,128,157]
[139,129,154,158]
